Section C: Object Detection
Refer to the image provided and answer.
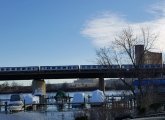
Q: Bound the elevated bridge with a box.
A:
[0,68,163,80]
[0,67,164,92]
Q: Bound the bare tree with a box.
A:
[96,26,158,114]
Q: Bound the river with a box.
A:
[0,90,131,120]
[0,90,131,99]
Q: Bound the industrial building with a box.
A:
[135,45,162,65]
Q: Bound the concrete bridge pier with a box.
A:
[32,79,47,110]
[32,79,46,96]
[99,77,105,92]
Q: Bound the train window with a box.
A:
[148,65,151,68]
[92,66,96,69]
[32,67,36,70]
[27,68,31,70]
[22,68,26,70]
[150,65,153,68]
[41,67,45,70]
[139,65,142,68]
[57,67,61,69]
[35,67,39,70]
[145,65,149,68]
[111,66,115,69]
[17,68,21,71]
[1,68,4,71]
[98,66,102,69]
[114,65,119,69]
[81,66,85,69]
[52,67,56,69]
[68,66,71,69]
[102,66,107,69]
[11,68,16,71]
[6,68,10,71]
[122,65,126,69]
[87,66,90,69]
[62,66,66,69]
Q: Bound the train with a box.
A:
[0,64,163,72]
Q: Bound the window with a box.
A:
[103,65,107,69]
[22,68,26,71]
[52,67,56,69]
[1,68,4,71]
[82,66,85,69]
[28,68,31,70]
[98,66,102,69]
[62,66,66,69]
[145,65,149,68]
[6,68,10,71]
[12,68,16,71]
[17,68,21,71]
[41,67,45,70]
[87,66,90,69]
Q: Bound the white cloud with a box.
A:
[148,2,165,18]
[81,2,165,52]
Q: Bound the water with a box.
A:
[0,90,131,120]
[0,90,131,106]
[0,111,74,120]
[0,90,131,99]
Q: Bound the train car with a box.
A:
[111,65,120,69]
[121,64,134,70]
[0,66,39,72]
[163,64,165,69]
[80,65,108,70]
[139,64,162,69]
[80,65,120,70]
[40,65,79,71]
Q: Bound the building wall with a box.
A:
[135,45,162,64]
[73,78,99,88]
[144,51,162,64]
[74,78,99,84]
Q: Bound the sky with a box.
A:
[0,0,164,84]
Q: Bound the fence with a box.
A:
[0,94,136,114]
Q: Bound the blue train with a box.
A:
[0,64,163,72]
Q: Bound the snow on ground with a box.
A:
[0,111,74,120]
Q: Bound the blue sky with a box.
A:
[0,0,163,67]
[0,0,164,84]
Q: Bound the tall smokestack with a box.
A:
[135,45,144,65]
